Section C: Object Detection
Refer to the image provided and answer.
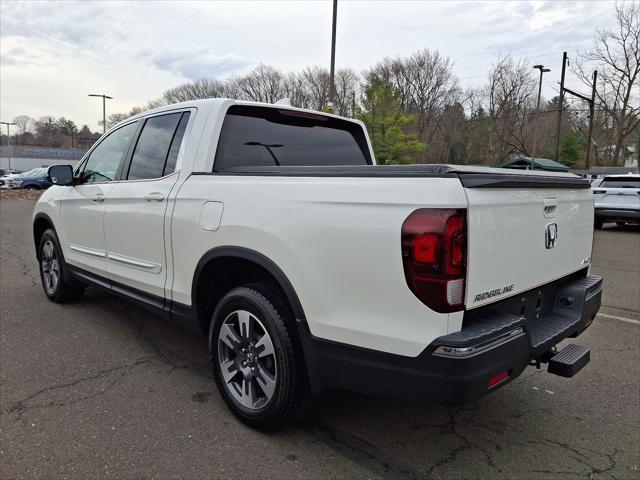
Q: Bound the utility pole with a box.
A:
[554,53,597,169]
[532,64,551,165]
[88,93,113,134]
[585,70,598,169]
[0,121,16,170]
[328,0,337,112]
[554,52,567,162]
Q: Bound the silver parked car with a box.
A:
[593,174,640,228]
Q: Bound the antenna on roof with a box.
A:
[275,98,292,106]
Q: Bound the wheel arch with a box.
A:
[33,212,55,259]
[191,246,306,335]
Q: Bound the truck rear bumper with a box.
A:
[595,207,640,222]
[299,272,602,405]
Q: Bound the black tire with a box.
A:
[594,219,603,229]
[38,228,84,302]
[615,221,626,227]
[25,185,40,190]
[209,283,313,430]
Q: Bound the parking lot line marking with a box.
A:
[598,312,640,325]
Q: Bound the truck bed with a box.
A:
[212,164,591,189]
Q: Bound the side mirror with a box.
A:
[47,165,74,186]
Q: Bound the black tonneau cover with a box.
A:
[213,164,590,189]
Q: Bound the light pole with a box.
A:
[533,64,550,110]
[532,65,551,167]
[0,121,16,170]
[88,94,113,134]
[328,0,337,111]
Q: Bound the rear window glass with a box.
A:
[128,113,182,180]
[600,177,640,188]
[213,106,371,172]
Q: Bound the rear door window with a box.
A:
[127,111,190,180]
[213,106,372,171]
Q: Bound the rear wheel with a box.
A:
[38,229,84,302]
[209,284,312,430]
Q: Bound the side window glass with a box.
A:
[163,112,190,176]
[81,122,137,184]
[127,113,183,180]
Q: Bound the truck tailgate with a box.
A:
[463,186,594,309]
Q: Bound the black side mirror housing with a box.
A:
[47,165,74,186]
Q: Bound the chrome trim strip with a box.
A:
[69,244,107,258]
[106,252,162,273]
[433,327,524,358]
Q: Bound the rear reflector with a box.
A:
[446,278,465,305]
[487,370,510,388]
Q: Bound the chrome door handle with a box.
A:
[144,192,164,202]
[93,193,105,202]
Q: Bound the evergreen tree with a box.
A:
[357,75,425,165]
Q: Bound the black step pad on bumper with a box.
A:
[548,344,590,377]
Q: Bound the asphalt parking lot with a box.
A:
[1,199,638,480]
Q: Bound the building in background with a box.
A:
[501,156,570,172]
[0,145,86,171]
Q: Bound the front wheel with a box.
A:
[209,284,312,430]
[38,229,84,302]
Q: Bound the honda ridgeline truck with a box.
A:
[33,99,602,429]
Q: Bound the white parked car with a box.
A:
[593,174,640,228]
[0,169,23,188]
[33,99,602,429]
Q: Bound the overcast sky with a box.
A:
[0,0,616,133]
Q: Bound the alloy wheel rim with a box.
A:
[41,240,59,295]
[217,310,277,410]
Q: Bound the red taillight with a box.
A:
[401,209,467,313]
[413,234,440,263]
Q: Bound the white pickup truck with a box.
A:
[34,99,602,429]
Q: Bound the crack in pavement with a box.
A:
[302,418,425,480]
[304,402,627,480]
[525,439,620,478]
[425,405,501,478]
[3,355,158,416]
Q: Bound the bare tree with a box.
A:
[282,72,311,109]
[485,55,537,163]
[12,115,35,143]
[333,68,359,116]
[574,1,640,165]
[300,66,331,111]
[163,78,229,103]
[235,64,286,103]
[367,48,459,145]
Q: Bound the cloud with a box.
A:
[142,48,253,80]
[0,0,620,130]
